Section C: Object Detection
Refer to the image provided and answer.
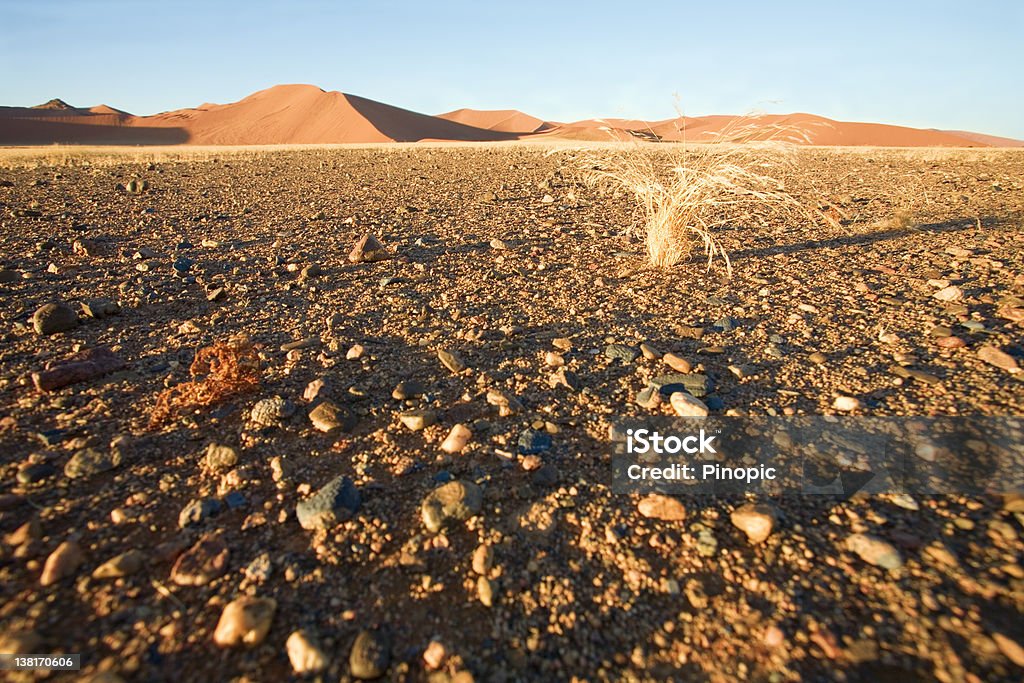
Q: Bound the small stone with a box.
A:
[348,234,388,263]
[347,344,365,360]
[171,533,229,586]
[309,400,353,432]
[935,336,966,349]
[392,380,425,400]
[81,299,120,319]
[437,348,467,373]
[440,424,472,454]
[978,346,1021,374]
[808,352,828,365]
[552,337,572,351]
[421,480,483,533]
[517,429,552,455]
[178,497,222,528]
[670,392,709,417]
[64,447,121,479]
[300,264,322,280]
[32,302,78,335]
[40,540,82,586]
[423,640,447,670]
[249,395,296,428]
[933,285,964,302]
[213,597,276,647]
[472,544,494,575]
[92,549,146,579]
[637,494,687,521]
[350,629,391,679]
[204,443,238,472]
[244,553,273,583]
[544,351,564,367]
[640,342,662,360]
[652,373,712,397]
[399,409,436,431]
[489,238,508,250]
[477,576,495,606]
[730,503,778,544]
[663,353,692,373]
[635,386,661,409]
[833,396,860,412]
[605,343,640,363]
[296,475,361,530]
[287,629,329,675]
[992,632,1024,667]
[846,533,903,570]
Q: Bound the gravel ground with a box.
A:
[0,145,1022,682]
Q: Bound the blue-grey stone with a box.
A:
[296,475,361,530]
[224,491,247,509]
[178,497,222,528]
[652,373,712,397]
[604,344,640,363]
[518,429,552,455]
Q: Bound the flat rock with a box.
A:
[670,392,709,417]
[604,343,640,362]
[652,373,712,397]
[399,409,436,431]
[437,348,467,373]
[40,540,82,586]
[846,533,903,570]
[422,480,483,533]
[92,549,146,579]
[978,346,1021,373]
[517,429,552,455]
[296,475,361,530]
[64,447,121,479]
[171,533,229,586]
[32,346,126,392]
[308,400,353,432]
[178,497,222,528]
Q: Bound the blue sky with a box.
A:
[2,0,1022,138]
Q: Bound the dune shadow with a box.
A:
[0,118,189,146]
[346,94,520,143]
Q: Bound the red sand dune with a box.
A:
[1,85,1021,147]
[437,108,552,134]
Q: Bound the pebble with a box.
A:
[833,396,860,412]
[423,640,447,670]
[604,343,640,362]
[348,234,388,263]
[346,344,365,360]
[392,380,425,400]
[472,544,494,575]
[178,497,223,528]
[249,395,296,428]
[635,386,661,409]
[287,629,329,675]
[213,596,276,647]
[544,351,564,367]
[204,443,238,472]
[517,429,552,455]
[730,503,778,544]
[40,540,82,586]
[670,392,709,417]
[808,352,827,365]
[32,302,78,335]
[640,342,662,360]
[437,348,467,373]
[64,447,121,479]
[663,353,692,373]
[637,494,687,521]
[296,475,361,530]
[846,533,903,571]
[244,553,273,583]
[81,299,120,319]
[977,346,1021,373]
[478,576,495,606]
[440,424,472,453]
[552,337,572,351]
[992,632,1024,667]
[92,549,146,579]
[170,533,229,586]
[933,285,964,302]
[489,238,509,250]
[399,409,436,431]
[421,480,483,533]
[308,400,352,432]
[652,373,711,397]
[935,335,966,349]
[350,629,391,679]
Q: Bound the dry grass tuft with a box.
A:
[579,117,811,272]
[148,336,261,429]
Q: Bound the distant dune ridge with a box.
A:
[1,83,1021,147]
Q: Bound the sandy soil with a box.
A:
[0,145,1022,682]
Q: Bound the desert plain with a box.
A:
[0,139,1022,683]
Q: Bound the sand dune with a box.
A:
[437,108,551,134]
[1,85,1020,147]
